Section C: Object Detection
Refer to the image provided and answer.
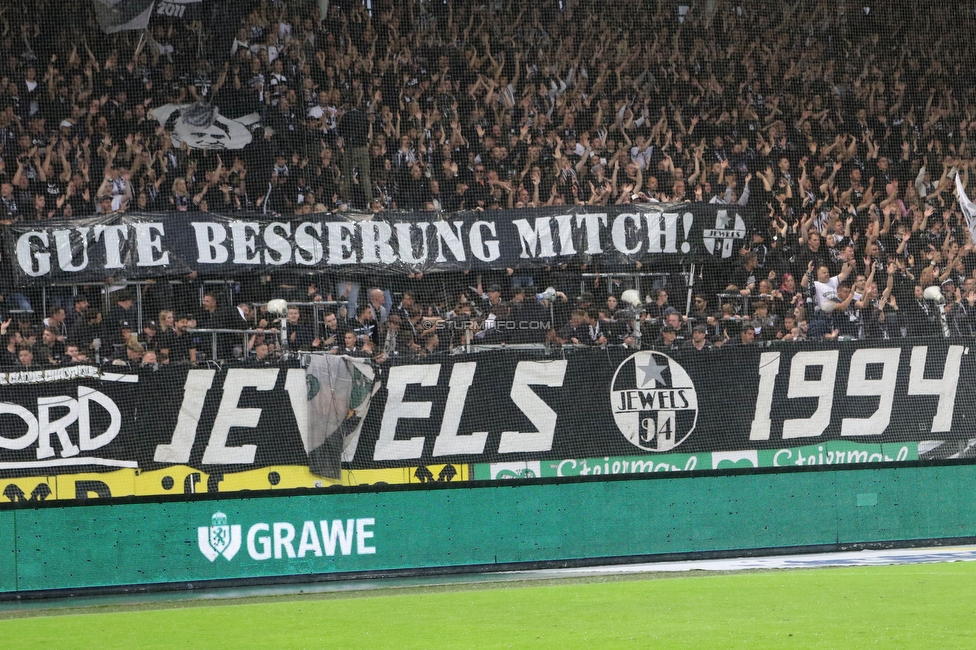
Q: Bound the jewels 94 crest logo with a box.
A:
[610,351,699,452]
[198,512,242,562]
[702,209,747,259]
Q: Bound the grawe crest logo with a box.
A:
[610,351,699,452]
[198,512,242,562]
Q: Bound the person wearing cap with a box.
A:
[141,320,161,352]
[594,304,627,345]
[108,291,138,343]
[683,324,714,352]
[66,294,101,350]
[745,226,769,268]
[65,294,89,329]
[576,291,595,309]
[653,324,682,351]
[94,194,115,214]
[478,283,504,315]
[116,320,136,351]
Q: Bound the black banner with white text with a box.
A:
[1,341,974,503]
[2,204,751,284]
[344,341,976,466]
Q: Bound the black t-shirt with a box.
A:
[339,109,369,148]
[159,329,193,362]
[0,344,19,366]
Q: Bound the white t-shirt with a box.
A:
[630,145,653,171]
[96,195,125,214]
[814,276,840,310]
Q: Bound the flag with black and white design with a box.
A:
[306,354,376,479]
[92,0,155,34]
[955,173,976,246]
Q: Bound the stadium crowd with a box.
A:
[1,0,976,366]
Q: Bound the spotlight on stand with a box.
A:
[923,286,944,303]
[267,298,289,315]
[267,299,290,351]
[619,289,647,342]
[621,289,642,308]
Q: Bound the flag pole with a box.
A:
[133,29,148,60]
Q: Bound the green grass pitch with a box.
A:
[2,561,974,648]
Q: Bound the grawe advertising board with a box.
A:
[5,462,976,594]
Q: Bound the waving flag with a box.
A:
[306,355,376,479]
[955,173,976,245]
[92,0,155,34]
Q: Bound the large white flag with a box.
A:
[306,354,376,479]
[92,0,155,34]
[955,173,976,245]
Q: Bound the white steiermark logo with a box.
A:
[198,511,242,562]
